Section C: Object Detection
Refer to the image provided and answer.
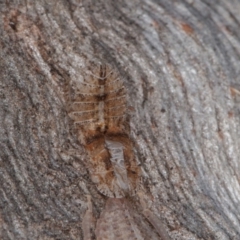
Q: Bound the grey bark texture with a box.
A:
[1,0,240,239]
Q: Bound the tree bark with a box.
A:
[1,0,240,239]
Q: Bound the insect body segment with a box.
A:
[68,64,127,137]
[105,140,130,193]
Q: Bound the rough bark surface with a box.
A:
[1,0,240,239]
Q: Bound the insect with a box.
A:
[67,64,170,239]
[67,64,140,197]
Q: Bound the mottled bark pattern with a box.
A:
[1,0,240,239]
